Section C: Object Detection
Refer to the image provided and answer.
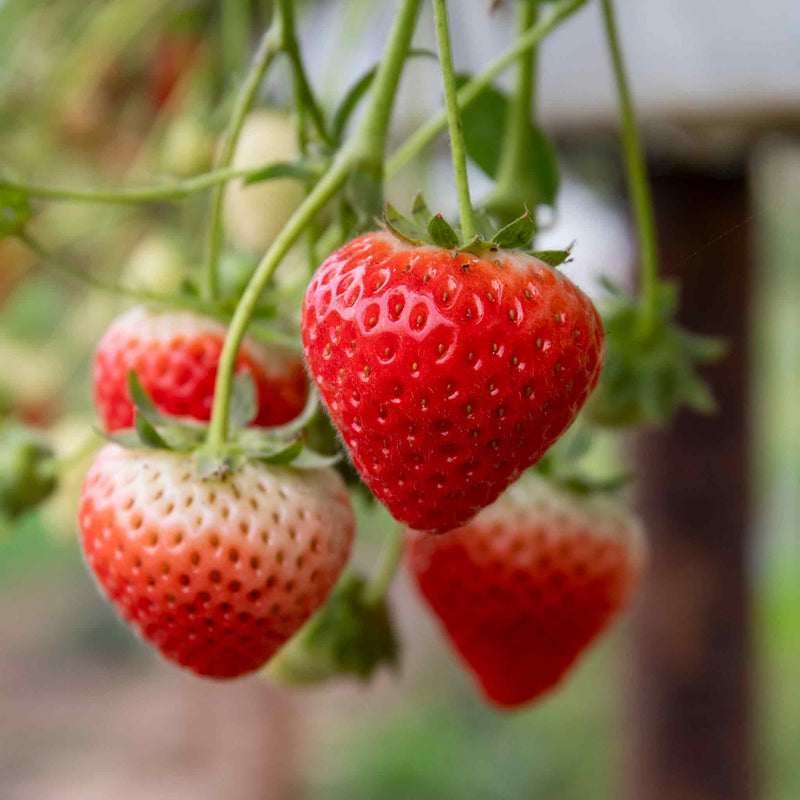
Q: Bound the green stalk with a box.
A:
[205,0,422,450]
[0,166,280,204]
[490,0,539,225]
[202,21,283,302]
[221,0,250,80]
[432,0,475,240]
[276,0,330,145]
[364,526,404,607]
[18,232,221,315]
[600,0,659,334]
[386,0,586,178]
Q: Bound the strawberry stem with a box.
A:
[364,526,404,607]
[205,0,423,450]
[386,0,587,179]
[489,0,540,228]
[202,21,283,304]
[600,0,659,336]
[432,0,476,242]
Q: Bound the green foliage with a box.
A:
[588,279,727,427]
[0,420,56,522]
[457,76,559,211]
[267,571,398,685]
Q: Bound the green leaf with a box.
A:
[457,76,559,207]
[127,371,165,424]
[134,412,172,451]
[331,49,437,143]
[411,192,433,228]
[427,214,459,249]
[266,572,397,685]
[289,448,341,469]
[530,246,573,267]
[254,439,304,465]
[0,185,32,238]
[243,160,318,186]
[382,203,425,246]
[228,372,258,430]
[194,451,234,479]
[492,209,535,249]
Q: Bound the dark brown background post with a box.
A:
[627,162,754,800]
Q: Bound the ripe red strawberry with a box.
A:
[406,474,643,708]
[302,232,605,533]
[78,444,355,678]
[94,306,307,432]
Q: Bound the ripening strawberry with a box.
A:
[302,231,605,533]
[406,474,644,708]
[78,444,354,678]
[94,306,307,432]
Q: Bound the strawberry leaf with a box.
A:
[382,203,425,246]
[411,192,433,229]
[492,209,535,249]
[134,412,172,451]
[289,448,341,469]
[228,372,258,430]
[427,214,459,249]
[530,246,573,268]
[266,572,398,685]
[254,439,304,465]
[127,371,166,425]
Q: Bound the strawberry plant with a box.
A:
[0,0,724,715]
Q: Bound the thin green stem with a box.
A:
[276,0,330,145]
[18,232,220,315]
[491,0,539,224]
[206,0,422,450]
[386,0,586,178]
[432,0,475,240]
[364,526,404,606]
[221,0,250,80]
[0,167,272,204]
[202,22,282,302]
[600,0,659,334]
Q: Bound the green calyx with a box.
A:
[107,373,339,478]
[382,194,572,266]
[265,571,398,686]
[588,278,727,428]
[0,420,57,522]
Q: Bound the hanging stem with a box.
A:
[276,0,330,146]
[205,0,422,450]
[202,21,283,303]
[364,526,404,607]
[600,0,659,334]
[432,0,475,241]
[0,166,283,204]
[387,0,586,179]
[490,0,539,225]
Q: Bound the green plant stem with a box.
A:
[600,0,659,334]
[0,166,281,204]
[276,0,330,145]
[202,22,282,302]
[432,0,475,240]
[206,0,422,450]
[221,0,250,80]
[386,0,586,179]
[364,526,404,607]
[491,0,539,222]
[18,231,219,315]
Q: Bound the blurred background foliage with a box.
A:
[0,0,799,798]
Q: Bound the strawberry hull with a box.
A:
[302,232,605,533]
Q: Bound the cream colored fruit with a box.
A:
[223,110,304,253]
[121,233,187,295]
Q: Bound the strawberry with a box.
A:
[94,306,307,432]
[302,229,605,533]
[406,473,643,708]
[78,444,354,678]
